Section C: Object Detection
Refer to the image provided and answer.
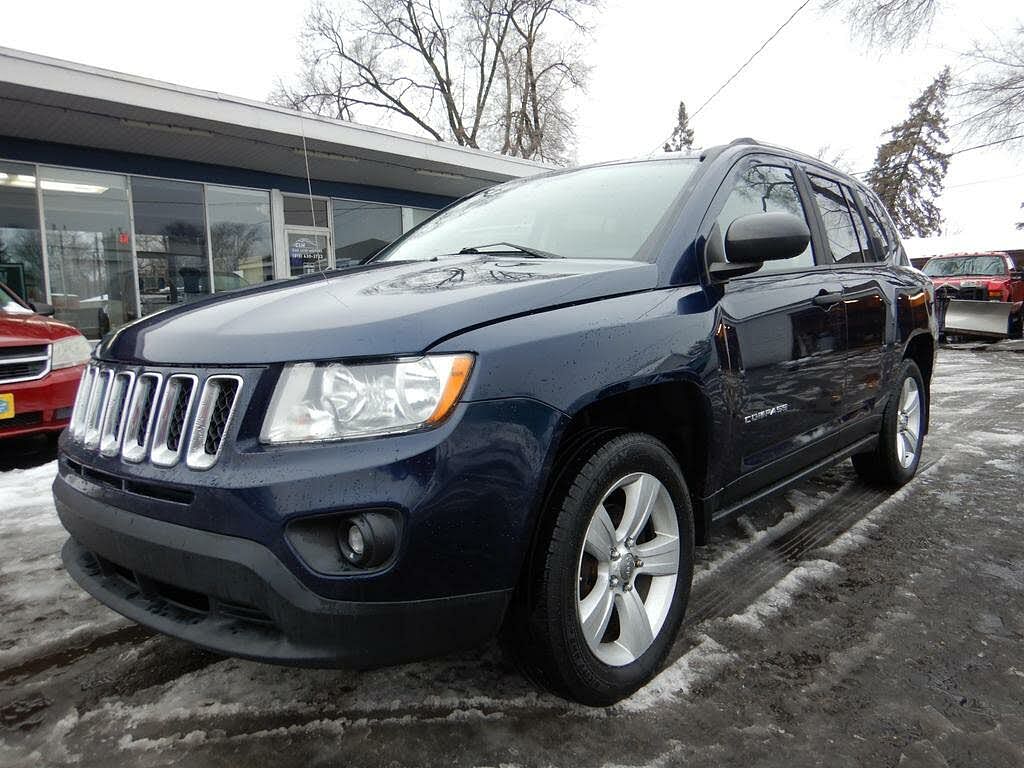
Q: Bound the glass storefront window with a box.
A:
[284,195,329,228]
[288,232,330,276]
[0,161,45,303]
[131,177,210,317]
[207,186,273,290]
[332,199,402,266]
[408,207,437,229]
[40,167,137,338]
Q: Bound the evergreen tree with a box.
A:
[663,101,695,152]
[866,68,951,237]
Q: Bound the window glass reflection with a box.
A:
[207,186,272,290]
[288,232,330,276]
[409,207,437,229]
[0,161,45,303]
[332,199,402,266]
[716,165,815,272]
[40,167,137,338]
[808,175,871,265]
[131,177,210,316]
[284,195,328,228]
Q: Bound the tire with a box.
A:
[852,359,926,488]
[1010,308,1024,340]
[504,432,695,706]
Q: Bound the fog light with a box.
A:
[336,512,397,569]
[347,525,366,557]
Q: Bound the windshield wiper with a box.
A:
[457,242,564,259]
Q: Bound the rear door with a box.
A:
[802,172,888,434]
[710,158,847,494]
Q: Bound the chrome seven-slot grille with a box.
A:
[68,364,243,470]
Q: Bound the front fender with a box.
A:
[430,287,719,414]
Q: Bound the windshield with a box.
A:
[923,255,1007,277]
[375,160,698,263]
[0,284,32,315]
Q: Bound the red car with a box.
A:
[1,282,91,440]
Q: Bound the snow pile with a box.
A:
[0,461,127,670]
[728,559,843,630]
[619,635,736,712]
[693,484,848,587]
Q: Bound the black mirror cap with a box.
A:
[724,212,811,265]
[29,301,55,317]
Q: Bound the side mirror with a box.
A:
[29,301,55,317]
[708,212,811,281]
[1010,269,1024,281]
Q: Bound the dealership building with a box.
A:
[0,47,545,339]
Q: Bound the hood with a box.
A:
[99,256,658,365]
[0,312,81,348]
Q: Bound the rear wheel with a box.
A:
[852,359,925,487]
[505,433,694,706]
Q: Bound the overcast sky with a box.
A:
[2,0,1022,251]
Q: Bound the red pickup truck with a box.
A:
[922,252,1024,338]
[1,282,91,440]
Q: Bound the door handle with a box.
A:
[813,291,844,307]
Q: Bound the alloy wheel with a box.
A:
[576,472,680,667]
[895,377,922,468]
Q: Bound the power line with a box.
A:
[849,133,1024,177]
[949,134,1024,156]
[691,0,812,122]
[649,0,812,155]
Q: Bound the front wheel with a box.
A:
[505,433,694,706]
[852,359,926,487]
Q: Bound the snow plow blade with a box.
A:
[940,299,1015,339]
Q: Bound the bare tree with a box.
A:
[957,25,1024,144]
[822,0,939,48]
[271,0,596,164]
[813,143,850,172]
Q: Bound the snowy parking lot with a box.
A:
[1,345,1022,767]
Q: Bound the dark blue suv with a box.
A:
[55,139,937,705]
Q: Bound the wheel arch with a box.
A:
[530,379,714,562]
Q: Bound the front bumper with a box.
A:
[57,475,511,667]
[55,395,565,665]
[0,364,83,438]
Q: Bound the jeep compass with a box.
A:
[55,139,937,705]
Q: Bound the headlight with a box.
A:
[260,353,474,444]
[51,335,92,370]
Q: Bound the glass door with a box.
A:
[286,229,332,276]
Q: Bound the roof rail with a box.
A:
[699,136,763,163]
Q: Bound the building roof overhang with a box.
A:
[0,47,549,199]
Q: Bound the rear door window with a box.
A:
[807,175,871,264]
[714,164,815,273]
[863,198,891,256]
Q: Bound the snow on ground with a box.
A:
[692,484,846,587]
[727,559,843,631]
[0,461,128,669]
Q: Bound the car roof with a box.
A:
[564,137,874,198]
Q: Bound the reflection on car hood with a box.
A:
[99,256,657,365]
